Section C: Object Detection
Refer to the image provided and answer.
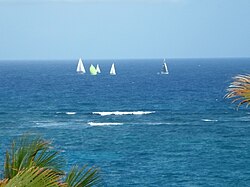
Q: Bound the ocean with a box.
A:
[0,58,250,186]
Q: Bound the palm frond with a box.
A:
[4,135,64,179]
[34,148,65,175]
[5,167,63,187]
[226,74,250,109]
[2,135,102,187]
[65,165,102,187]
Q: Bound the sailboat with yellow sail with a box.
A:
[89,64,97,75]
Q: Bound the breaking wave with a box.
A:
[92,111,155,116]
[56,112,76,115]
[201,119,218,122]
[66,112,76,115]
[88,122,123,126]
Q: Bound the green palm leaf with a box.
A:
[5,167,63,187]
[34,148,65,175]
[65,165,102,187]
[4,135,64,179]
[2,135,102,187]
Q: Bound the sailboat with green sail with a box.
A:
[89,64,97,75]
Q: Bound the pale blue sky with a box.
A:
[0,0,249,60]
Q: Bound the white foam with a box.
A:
[201,119,218,122]
[145,122,172,125]
[66,112,76,115]
[33,122,66,127]
[55,112,76,115]
[92,111,155,116]
[88,122,123,126]
[32,120,51,123]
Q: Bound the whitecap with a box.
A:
[66,112,76,115]
[92,111,155,116]
[88,122,123,126]
[145,122,172,125]
[201,119,218,122]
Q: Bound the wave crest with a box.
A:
[56,112,76,115]
[92,111,155,116]
[201,119,218,122]
[88,122,123,126]
[66,112,76,115]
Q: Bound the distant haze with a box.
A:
[0,0,249,60]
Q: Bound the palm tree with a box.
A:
[226,74,250,109]
[0,135,102,187]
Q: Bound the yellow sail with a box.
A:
[89,64,97,75]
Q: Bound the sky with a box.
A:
[0,0,249,60]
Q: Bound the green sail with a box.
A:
[89,64,97,75]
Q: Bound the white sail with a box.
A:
[161,59,169,74]
[96,64,101,73]
[110,63,116,75]
[76,58,86,73]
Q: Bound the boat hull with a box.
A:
[161,72,169,74]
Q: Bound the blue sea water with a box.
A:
[0,58,250,186]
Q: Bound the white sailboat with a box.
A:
[110,63,116,75]
[76,58,86,74]
[96,64,101,73]
[161,59,169,74]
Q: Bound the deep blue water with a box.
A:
[1,58,250,186]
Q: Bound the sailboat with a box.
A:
[96,64,101,73]
[110,63,116,75]
[76,58,86,74]
[161,59,169,74]
[89,64,97,75]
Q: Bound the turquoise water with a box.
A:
[0,58,250,186]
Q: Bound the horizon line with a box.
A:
[0,57,249,61]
